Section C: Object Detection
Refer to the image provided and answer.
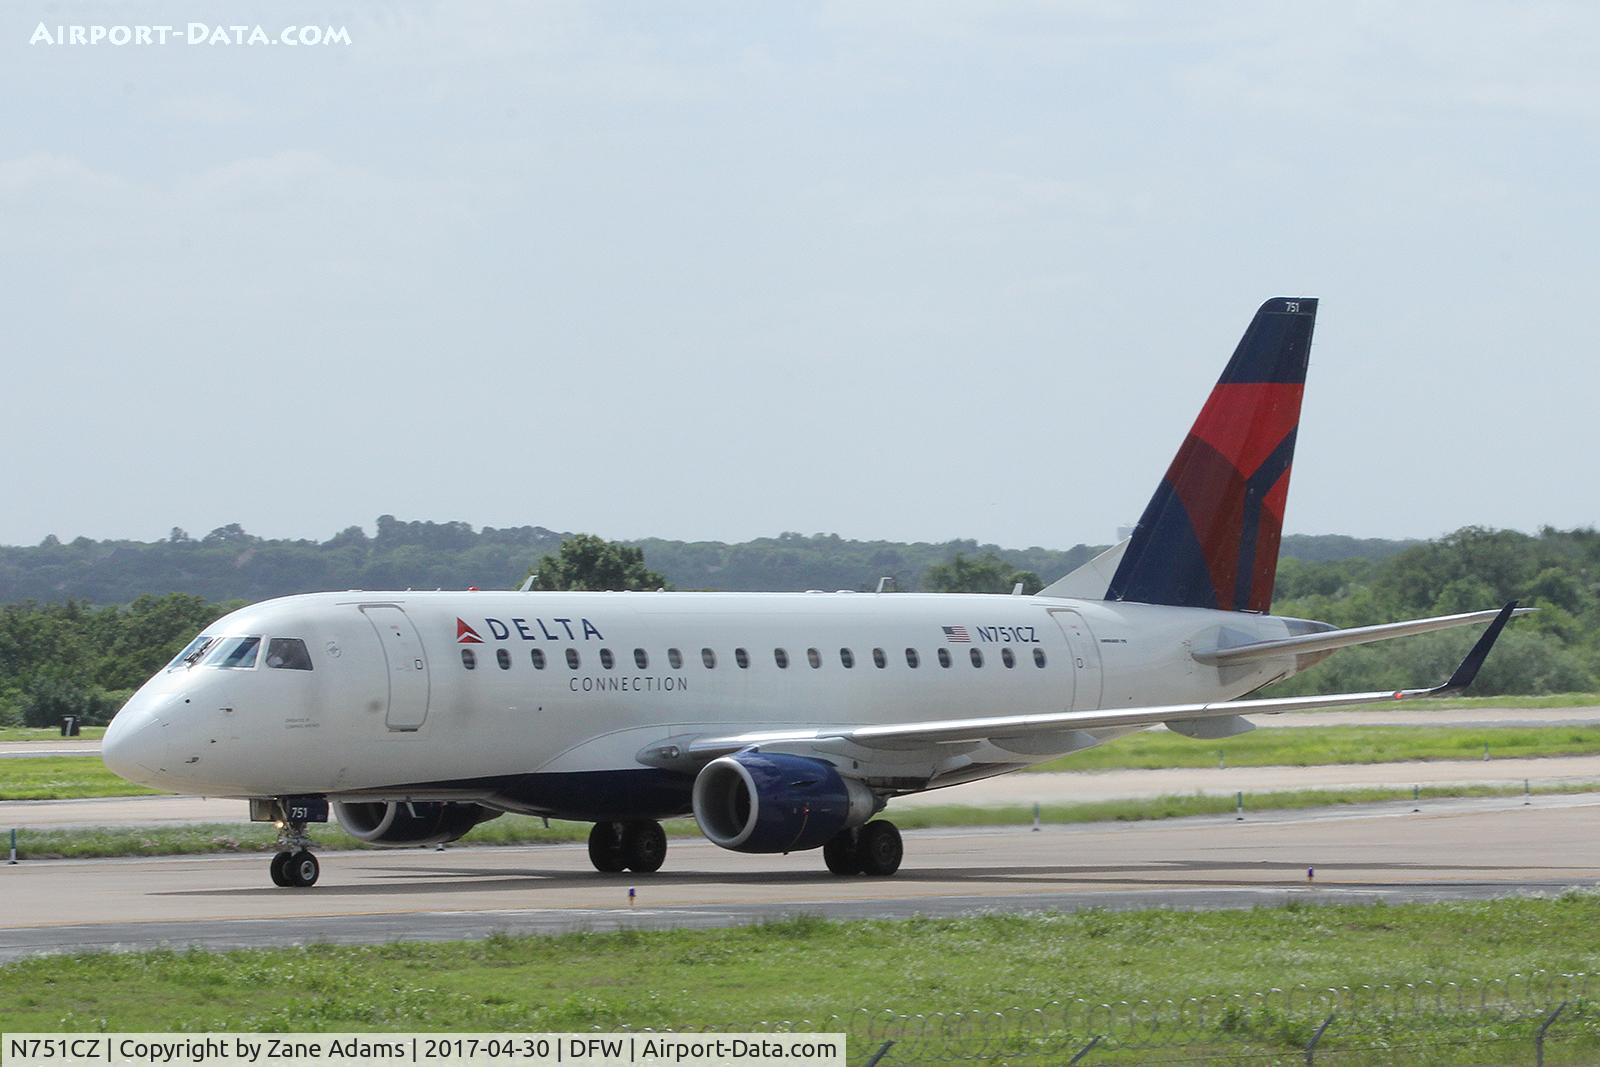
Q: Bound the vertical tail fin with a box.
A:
[1106,297,1319,613]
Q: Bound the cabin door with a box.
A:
[1048,609,1104,711]
[362,605,431,731]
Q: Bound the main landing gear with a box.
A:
[823,820,903,876]
[269,819,320,888]
[588,820,668,874]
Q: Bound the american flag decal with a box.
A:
[942,626,970,643]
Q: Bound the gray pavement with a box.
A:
[3,793,1599,961]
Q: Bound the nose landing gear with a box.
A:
[268,820,320,887]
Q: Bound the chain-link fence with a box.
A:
[618,971,1597,1065]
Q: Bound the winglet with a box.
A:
[1432,600,1518,695]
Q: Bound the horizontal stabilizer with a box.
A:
[1036,538,1129,600]
[1192,605,1533,666]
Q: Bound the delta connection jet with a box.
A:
[102,298,1524,887]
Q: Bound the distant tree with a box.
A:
[202,523,254,545]
[528,534,668,591]
[168,527,192,544]
[324,525,370,548]
[922,553,1042,595]
[20,665,121,727]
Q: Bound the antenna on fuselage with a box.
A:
[1011,582,1025,595]
[519,574,537,592]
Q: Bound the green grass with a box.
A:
[1031,724,1600,772]
[0,726,106,742]
[2,899,1598,1065]
[1321,692,1600,711]
[11,784,1599,860]
[0,756,159,800]
[5,815,647,859]
[7,723,1600,802]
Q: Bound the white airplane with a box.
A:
[103,297,1523,888]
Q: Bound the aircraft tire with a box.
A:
[587,822,628,873]
[620,821,667,873]
[822,829,863,875]
[269,851,292,887]
[856,821,903,877]
[285,850,320,888]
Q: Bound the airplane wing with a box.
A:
[1192,605,1534,666]
[645,602,1518,771]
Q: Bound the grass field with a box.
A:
[0,756,159,800]
[1030,723,1600,772]
[6,723,1600,800]
[0,727,105,742]
[1314,692,1600,711]
[1,899,1597,1064]
[9,783,1598,859]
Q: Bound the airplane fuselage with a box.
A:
[105,589,1311,818]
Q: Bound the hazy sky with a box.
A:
[3,2,1596,550]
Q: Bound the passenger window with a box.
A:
[204,636,261,670]
[938,648,952,668]
[840,648,855,668]
[497,648,511,670]
[1034,648,1047,668]
[168,634,216,671]
[600,648,615,670]
[265,638,313,671]
[970,648,984,668]
[566,648,580,669]
[872,648,887,669]
[807,648,822,669]
[669,648,683,669]
[531,648,547,670]
[774,648,789,669]
[905,648,920,669]
[634,648,649,669]
[702,648,717,669]
[461,648,477,670]
[1001,648,1016,669]
[735,648,750,669]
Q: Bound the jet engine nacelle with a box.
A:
[691,751,876,853]
[334,800,501,847]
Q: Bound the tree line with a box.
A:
[1,516,1411,605]
[1,524,1593,726]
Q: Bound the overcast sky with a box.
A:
[2,2,1595,551]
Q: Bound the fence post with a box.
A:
[861,1040,894,1067]
[1535,1001,1566,1067]
[1067,1035,1102,1065]
[7,828,15,864]
[1305,1012,1334,1066]
[1236,791,1244,821]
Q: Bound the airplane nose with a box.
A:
[102,696,171,785]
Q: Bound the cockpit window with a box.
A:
[265,638,314,671]
[203,636,262,669]
[167,634,216,671]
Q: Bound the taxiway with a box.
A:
[3,792,1597,962]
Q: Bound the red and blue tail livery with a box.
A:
[1107,297,1318,614]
